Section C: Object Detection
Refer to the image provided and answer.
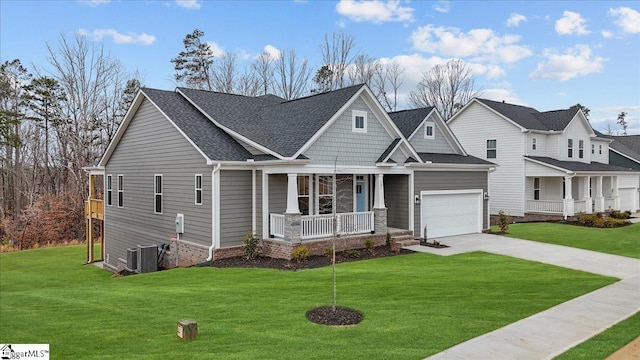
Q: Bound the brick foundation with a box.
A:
[261,233,387,260]
[490,213,576,225]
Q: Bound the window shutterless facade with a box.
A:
[195,174,203,205]
[568,139,573,158]
[424,122,434,139]
[486,139,497,159]
[317,175,334,214]
[154,175,163,214]
[578,140,584,158]
[352,110,367,133]
[533,177,540,200]
[117,175,124,208]
[532,138,536,150]
[106,175,112,206]
[297,175,310,215]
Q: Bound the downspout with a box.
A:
[207,163,222,261]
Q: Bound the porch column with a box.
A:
[373,174,387,234]
[563,176,574,217]
[284,173,301,243]
[594,176,604,212]
[612,176,619,211]
[582,176,592,214]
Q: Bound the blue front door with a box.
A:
[356,179,366,212]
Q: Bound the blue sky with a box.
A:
[1,0,639,134]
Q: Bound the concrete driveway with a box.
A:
[404,233,640,360]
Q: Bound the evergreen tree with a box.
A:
[171,29,214,90]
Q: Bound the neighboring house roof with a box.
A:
[388,107,434,138]
[596,132,640,164]
[418,153,495,165]
[525,156,638,172]
[178,84,363,158]
[143,88,253,162]
[474,98,580,132]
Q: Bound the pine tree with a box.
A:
[171,29,214,90]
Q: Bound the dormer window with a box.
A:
[568,139,573,158]
[532,138,537,150]
[352,110,367,133]
[424,122,435,139]
[578,140,584,158]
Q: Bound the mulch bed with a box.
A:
[196,245,414,271]
[306,306,363,326]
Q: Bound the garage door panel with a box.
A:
[421,191,481,239]
[619,188,636,212]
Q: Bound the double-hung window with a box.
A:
[195,174,203,205]
[532,138,537,150]
[486,140,497,159]
[424,122,434,139]
[297,176,310,215]
[106,175,112,206]
[352,110,367,133]
[154,175,163,214]
[599,144,602,155]
[568,139,573,158]
[578,140,584,158]
[533,178,540,200]
[117,175,124,208]
[318,175,334,214]
[591,143,595,154]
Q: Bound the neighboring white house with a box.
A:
[448,98,640,217]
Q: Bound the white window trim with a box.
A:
[195,174,203,205]
[352,175,369,212]
[106,174,113,207]
[315,174,335,215]
[117,174,124,208]
[599,144,603,155]
[578,140,584,159]
[154,174,163,214]
[352,110,367,133]
[568,138,573,158]
[532,138,537,150]
[533,177,540,200]
[591,143,595,154]
[297,175,311,215]
[487,139,497,159]
[424,122,435,139]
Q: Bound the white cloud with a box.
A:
[77,0,110,6]
[506,13,527,27]
[206,42,225,57]
[530,44,606,81]
[601,30,613,38]
[433,1,449,14]
[176,0,201,10]
[410,25,532,63]
[609,7,640,34]
[335,0,414,23]
[79,28,156,45]
[555,11,589,35]
[481,88,527,106]
[263,45,281,59]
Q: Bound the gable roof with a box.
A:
[178,84,363,158]
[473,98,581,132]
[597,133,640,164]
[388,107,434,138]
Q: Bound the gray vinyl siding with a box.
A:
[389,149,408,164]
[219,170,253,247]
[409,121,457,154]
[385,175,409,229]
[304,97,394,166]
[268,174,287,214]
[412,171,489,235]
[104,98,212,268]
[336,175,353,213]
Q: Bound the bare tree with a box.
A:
[236,70,261,97]
[320,31,355,90]
[171,29,214,90]
[252,52,275,96]
[273,49,311,100]
[347,54,378,86]
[408,59,481,120]
[212,53,237,94]
[372,61,405,112]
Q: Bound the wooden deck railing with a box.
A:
[85,199,104,220]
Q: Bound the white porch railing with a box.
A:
[270,211,374,240]
[270,214,286,238]
[526,199,564,213]
[574,200,587,213]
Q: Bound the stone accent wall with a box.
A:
[262,233,386,260]
[374,208,388,234]
[284,213,302,243]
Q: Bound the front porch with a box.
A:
[270,211,375,240]
[525,175,619,216]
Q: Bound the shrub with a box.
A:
[242,232,262,259]
[497,210,510,233]
[609,210,631,219]
[324,246,333,258]
[291,245,310,262]
[364,239,376,255]
[344,249,360,258]
[386,232,391,246]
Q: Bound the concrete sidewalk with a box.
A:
[404,234,640,360]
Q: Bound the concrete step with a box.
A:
[395,239,421,247]
[389,230,413,237]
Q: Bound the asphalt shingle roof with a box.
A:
[477,98,579,131]
[178,84,364,157]
[376,138,401,163]
[388,107,433,138]
[595,132,640,164]
[142,88,252,161]
[418,153,495,165]
[525,156,639,172]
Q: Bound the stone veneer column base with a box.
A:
[373,208,388,234]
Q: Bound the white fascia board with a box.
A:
[176,88,285,160]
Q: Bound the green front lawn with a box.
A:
[502,222,640,259]
[0,246,615,359]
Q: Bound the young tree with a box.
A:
[311,64,333,94]
[408,59,481,120]
[617,111,628,135]
[273,49,311,100]
[171,29,214,90]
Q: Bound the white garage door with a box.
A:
[421,190,483,239]
[619,188,637,212]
